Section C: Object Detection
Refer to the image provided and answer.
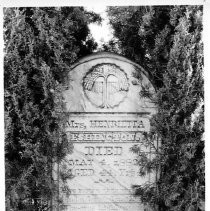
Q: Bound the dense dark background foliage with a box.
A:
[4,7,100,210]
[107,5,204,211]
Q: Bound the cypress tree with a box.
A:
[107,5,204,210]
[4,7,101,210]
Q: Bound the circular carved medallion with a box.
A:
[83,64,129,108]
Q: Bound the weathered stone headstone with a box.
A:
[56,52,156,211]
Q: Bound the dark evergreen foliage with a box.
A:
[107,5,204,211]
[4,7,100,210]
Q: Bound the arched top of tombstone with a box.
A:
[63,51,156,114]
[71,51,153,86]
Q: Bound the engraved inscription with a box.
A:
[66,113,150,132]
[67,132,143,143]
[84,146,123,156]
[61,113,152,211]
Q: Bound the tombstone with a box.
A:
[53,52,156,211]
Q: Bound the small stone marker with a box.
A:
[56,52,156,211]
